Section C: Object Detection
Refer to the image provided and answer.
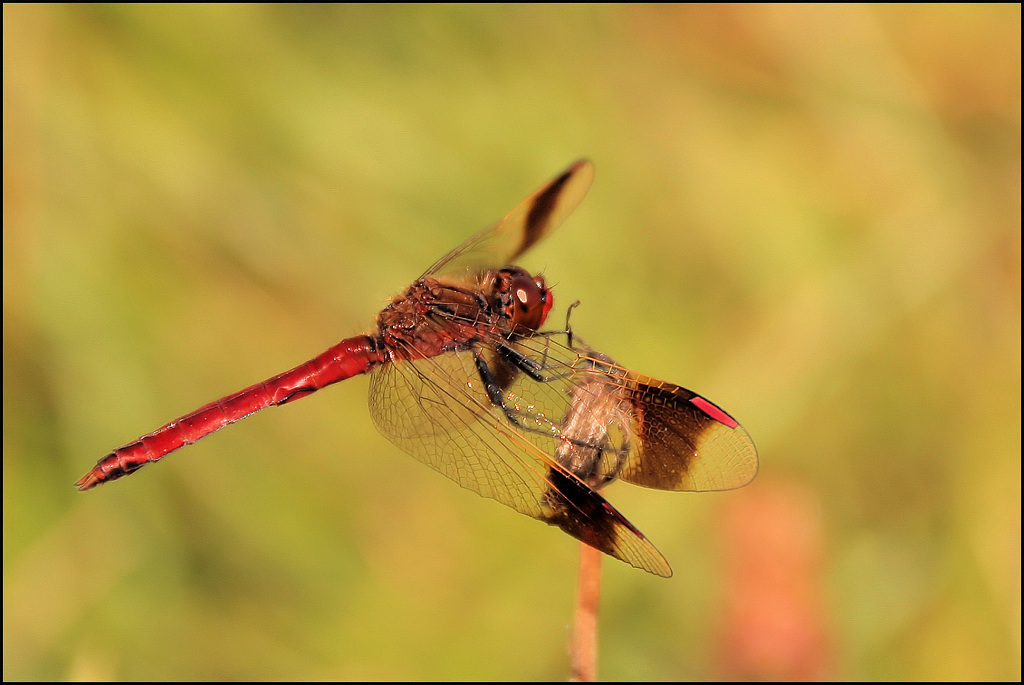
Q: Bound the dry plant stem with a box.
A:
[569,542,602,681]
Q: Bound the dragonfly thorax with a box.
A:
[374,268,549,359]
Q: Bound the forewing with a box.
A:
[425,160,595,279]
[367,338,671,577]
[368,348,541,510]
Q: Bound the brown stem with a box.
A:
[569,542,602,681]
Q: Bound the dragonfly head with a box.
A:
[492,266,554,334]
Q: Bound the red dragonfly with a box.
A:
[77,160,757,577]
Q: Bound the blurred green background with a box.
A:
[4,4,1019,681]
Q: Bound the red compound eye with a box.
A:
[496,268,552,333]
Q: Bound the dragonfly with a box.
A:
[77,160,758,577]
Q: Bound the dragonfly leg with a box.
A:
[470,347,567,432]
[496,342,574,383]
[472,349,526,426]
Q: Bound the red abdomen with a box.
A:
[76,335,384,490]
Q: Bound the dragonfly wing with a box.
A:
[367,344,671,577]
[368,349,541,510]
[614,373,758,492]
[425,160,595,279]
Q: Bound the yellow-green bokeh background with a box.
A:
[4,5,1019,680]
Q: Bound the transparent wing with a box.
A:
[369,348,543,512]
[367,334,672,577]
[424,160,595,280]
